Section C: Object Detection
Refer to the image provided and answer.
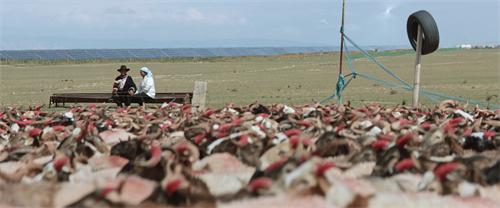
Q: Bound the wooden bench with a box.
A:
[49,92,193,108]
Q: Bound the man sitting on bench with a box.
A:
[112,65,136,107]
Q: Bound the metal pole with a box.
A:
[338,0,346,75]
[412,25,423,108]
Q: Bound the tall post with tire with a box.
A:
[407,10,440,108]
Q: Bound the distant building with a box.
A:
[457,44,472,49]
[456,44,500,49]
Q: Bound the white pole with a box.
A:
[412,25,423,108]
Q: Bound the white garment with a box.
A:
[117,75,128,90]
[136,76,156,98]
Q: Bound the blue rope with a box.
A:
[343,34,412,88]
[341,34,499,109]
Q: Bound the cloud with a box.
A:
[185,8,204,21]
[320,19,329,25]
[384,6,394,17]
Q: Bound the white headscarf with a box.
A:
[140,67,153,78]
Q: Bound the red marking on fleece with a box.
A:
[144,113,154,121]
[284,129,301,137]
[420,122,432,130]
[193,133,206,144]
[54,156,70,172]
[434,163,460,181]
[297,120,312,127]
[239,134,249,146]
[165,179,183,196]
[395,159,414,172]
[29,128,42,137]
[15,119,33,126]
[182,104,191,113]
[399,119,412,127]
[335,124,346,134]
[115,108,127,114]
[315,161,336,176]
[175,144,190,155]
[249,177,273,192]
[396,133,413,148]
[323,116,333,124]
[87,104,97,109]
[232,117,244,126]
[462,128,472,137]
[378,134,393,141]
[371,140,390,151]
[104,119,113,128]
[484,131,496,139]
[146,144,162,167]
[258,113,270,118]
[289,136,300,149]
[203,109,215,117]
[449,117,464,126]
[43,119,53,125]
[264,159,287,173]
[444,124,457,135]
[218,123,233,132]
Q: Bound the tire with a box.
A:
[407,10,439,55]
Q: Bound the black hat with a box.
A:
[117,65,130,72]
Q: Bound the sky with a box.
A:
[0,0,499,50]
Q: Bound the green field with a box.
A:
[1,49,499,108]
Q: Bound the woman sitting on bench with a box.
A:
[132,67,156,106]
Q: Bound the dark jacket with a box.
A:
[113,75,136,95]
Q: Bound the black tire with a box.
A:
[407,10,439,55]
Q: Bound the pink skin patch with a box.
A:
[249,177,273,192]
[99,187,116,197]
[371,140,390,151]
[434,163,460,181]
[396,133,413,148]
[315,161,336,176]
[164,179,183,196]
[395,159,414,172]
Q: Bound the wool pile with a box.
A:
[0,101,499,207]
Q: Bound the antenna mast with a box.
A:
[338,0,346,75]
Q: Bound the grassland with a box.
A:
[0,48,499,109]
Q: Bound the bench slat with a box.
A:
[49,92,193,107]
